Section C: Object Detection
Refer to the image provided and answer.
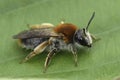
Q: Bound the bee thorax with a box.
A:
[49,38,70,51]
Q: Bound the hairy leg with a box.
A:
[43,49,57,73]
[69,44,78,66]
[91,34,101,43]
[20,41,49,63]
[43,38,60,73]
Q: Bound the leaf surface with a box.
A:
[0,0,120,80]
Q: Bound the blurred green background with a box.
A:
[0,0,120,80]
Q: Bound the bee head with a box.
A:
[74,28,92,47]
[74,12,95,47]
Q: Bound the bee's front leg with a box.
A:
[91,34,101,43]
[69,44,78,67]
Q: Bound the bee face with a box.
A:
[74,28,92,47]
[73,12,95,47]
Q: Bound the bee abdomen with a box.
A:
[20,38,49,50]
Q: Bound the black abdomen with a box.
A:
[21,37,49,50]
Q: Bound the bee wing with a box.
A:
[13,28,60,39]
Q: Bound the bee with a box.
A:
[13,12,98,72]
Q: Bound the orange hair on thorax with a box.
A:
[54,23,78,43]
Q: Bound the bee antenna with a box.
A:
[86,12,95,30]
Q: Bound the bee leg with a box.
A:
[70,45,78,67]
[72,50,78,67]
[27,24,41,29]
[43,38,60,73]
[91,34,101,43]
[43,49,57,73]
[20,41,49,64]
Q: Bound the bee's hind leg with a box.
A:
[27,24,41,29]
[20,41,49,64]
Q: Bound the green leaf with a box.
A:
[0,0,120,80]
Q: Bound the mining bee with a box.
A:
[13,12,99,72]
